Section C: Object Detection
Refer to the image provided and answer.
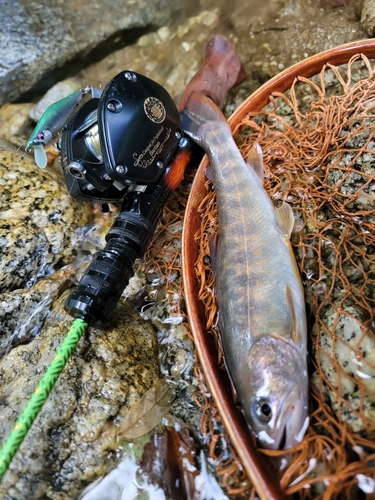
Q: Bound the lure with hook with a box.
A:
[25,86,94,168]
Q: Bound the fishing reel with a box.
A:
[52,71,198,324]
[60,71,183,205]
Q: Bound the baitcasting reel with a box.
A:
[39,70,198,324]
[60,71,183,204]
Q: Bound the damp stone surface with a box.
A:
[0,140,91,293]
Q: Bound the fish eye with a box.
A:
[251,398,273,423]
[260,402,272,417]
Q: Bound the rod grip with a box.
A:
[65,188,167,324]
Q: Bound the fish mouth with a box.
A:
[254,407,309,450]
[257,423,287,450]
[281,404,309,449]
[267,394,308,450]
[277,426,287,450]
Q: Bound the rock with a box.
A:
[0,292,160,499]
[79,10,222,105]
[157,323,202,429]
[0,140,91,292]
[0,265,76,357]
[0,103,34,149]
[360,0,375,36]
[0,0,200,105]
[312,302,375,434]
[231,0,363,108]
[76,0,365,118]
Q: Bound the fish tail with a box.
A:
[181,92,230,146]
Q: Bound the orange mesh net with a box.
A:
[146,53,375,498]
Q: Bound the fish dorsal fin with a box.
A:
[246,142,264,184]
[286,285,301,345]
[275,202,294,239]
[33,145,47,168]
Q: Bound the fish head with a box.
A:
[242,335,308,450]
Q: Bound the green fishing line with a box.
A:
[0,318,88,482]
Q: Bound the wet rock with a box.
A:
[0,291,160,499]
[360,0,375,36]
[157,324,202,428]
[70,203,118,256]
[0,0,200,105]
[0,140,91,292]
[0,265,76,357]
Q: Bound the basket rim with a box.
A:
[181,38,375,500]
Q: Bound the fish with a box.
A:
[181,92,309,450]
[24,86,94,168]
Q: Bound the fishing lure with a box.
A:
[25,86,94,168]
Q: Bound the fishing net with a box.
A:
[146,52,375,499]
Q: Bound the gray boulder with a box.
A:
[0,0,192,104]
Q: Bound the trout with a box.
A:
[181,93,309,449]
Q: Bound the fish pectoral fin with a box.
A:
[275,202,294,239]
[204,164,214,183]
[246,142,264,184]
[286,285,301,344]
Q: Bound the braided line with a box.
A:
[0,318,88,480]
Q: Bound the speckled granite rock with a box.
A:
[0,140,90,292]
[311,302,375,434]
[0,291,160,500]
[0,104,34,149]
